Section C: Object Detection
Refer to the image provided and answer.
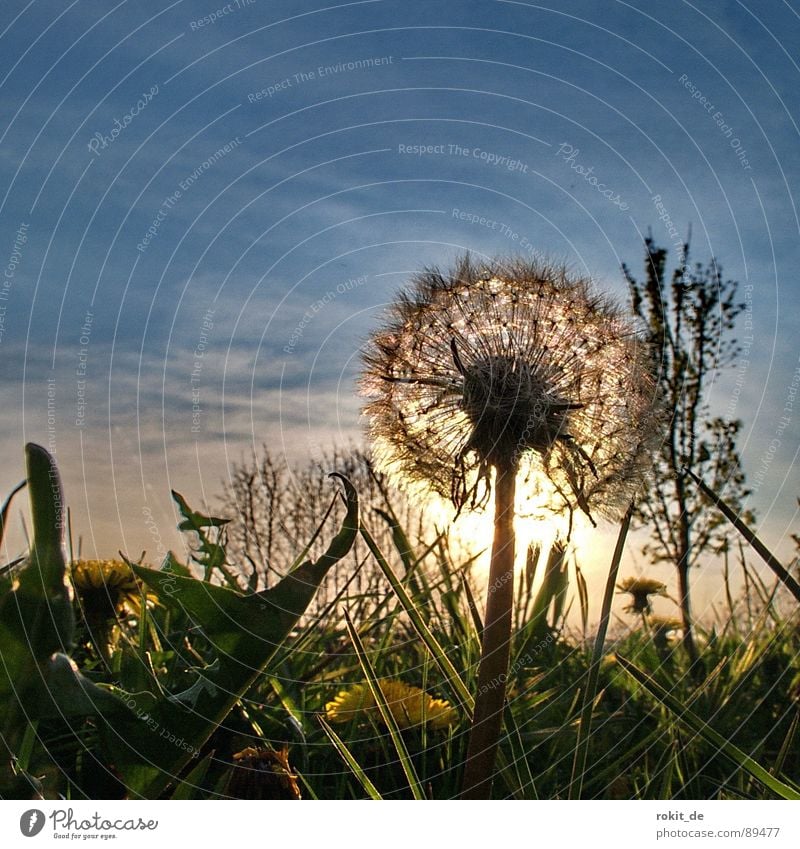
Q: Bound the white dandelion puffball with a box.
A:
[361,255,661,522]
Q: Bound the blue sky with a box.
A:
[1,0,798,612]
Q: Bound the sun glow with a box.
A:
[425,469,601,582]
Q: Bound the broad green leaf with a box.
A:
[0,445,74,740]
[171,490,240,588]
[33,653,128,719]
[171,490,230,530]
[100,475,358,798]
[160,551,193,577]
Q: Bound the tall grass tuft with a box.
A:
[0,443,797,800]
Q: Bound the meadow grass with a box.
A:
[0,444,798,800]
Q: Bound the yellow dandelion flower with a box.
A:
[617,576,667,614]
[649,616,682,633]
[326,679,457,730]
[600,653,618,670]
[649,615,683,656]
[71,559,154,622]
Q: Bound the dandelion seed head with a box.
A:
[361,255,661,519]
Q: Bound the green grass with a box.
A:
[1,443,798,800]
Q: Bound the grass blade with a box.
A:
[615,653,800,800]
[686,468,800,603]
[318,716,383,800]
[569,503,633,798]
[343,610,425,799]
[772,708,799,779]
[0,480,25,552]
[171,752,215,799]
[359,522,474,712]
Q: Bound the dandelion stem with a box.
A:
[461,459,517,798]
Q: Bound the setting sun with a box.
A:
[426,468,603,585]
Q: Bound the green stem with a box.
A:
[686,467,800,604]
[569,503,633,798]
[461,460,517,798]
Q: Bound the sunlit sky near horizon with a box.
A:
[1,0,798,625]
